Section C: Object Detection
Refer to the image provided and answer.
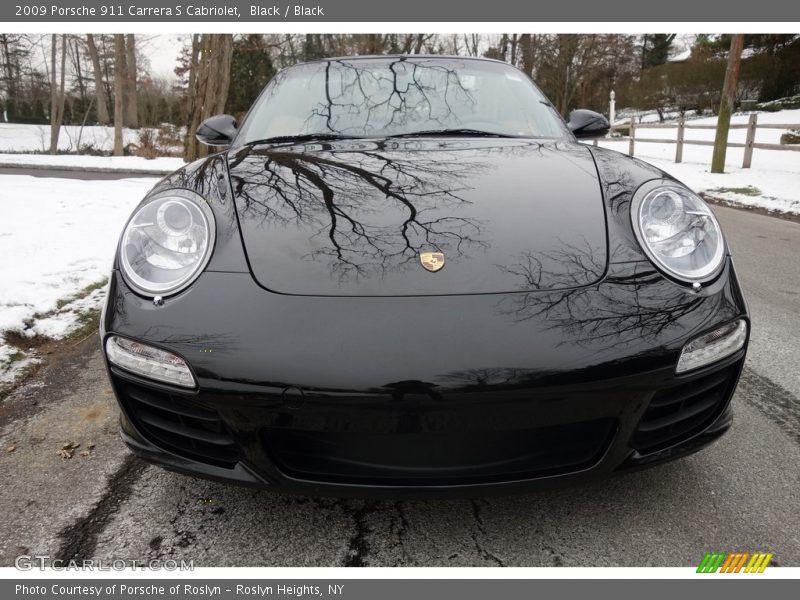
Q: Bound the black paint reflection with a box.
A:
[230,141,487,281]
[495,252,736,351]
[229,138,608,296]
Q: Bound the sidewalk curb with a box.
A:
[0,162,173,177]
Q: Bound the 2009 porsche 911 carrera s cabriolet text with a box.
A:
[101,55,749,496]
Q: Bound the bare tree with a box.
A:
[49,34,67,154]
[0,34,24,119]
[184,34,233,161]
[187,34,200,95]
[86,34,110,124]
[68,36,87,104]
[518,34,539,77]
[124,34,138,127]
[113,34,124,156]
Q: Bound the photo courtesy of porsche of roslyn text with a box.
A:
[0,33,799,568]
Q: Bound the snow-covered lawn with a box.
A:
[0,175,157,387]
[0,122,144,153]
[598,108,800,215]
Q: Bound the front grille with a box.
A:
[632,364,739,453]
[263,418,616,486]
[117,379,239,468]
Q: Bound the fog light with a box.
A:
[676,319,747,374]
[106,335,196,388]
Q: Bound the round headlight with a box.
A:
[632,182,725,283]
[119,190,215,296]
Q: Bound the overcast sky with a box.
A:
[140,34,184,80]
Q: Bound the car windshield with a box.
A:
[235,57,569,143]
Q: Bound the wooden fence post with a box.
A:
[742,113,757,168]
[675,116,685,163]
[628,117,635,157]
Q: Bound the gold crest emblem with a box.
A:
[420,251,445,272]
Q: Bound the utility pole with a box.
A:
[711,35,745,174]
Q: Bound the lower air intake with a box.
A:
[632,364,740,453]
[117,380,239,468]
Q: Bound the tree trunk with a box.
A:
[71,37,86,103]
[86,34,110,125]
[711,34,745,174]
[413,34,425,54]
[86,33,111,125]
[510,33,518,65]
[184,34,233,162]
[49,35,67,154]
[519,34,536,77]
[187,34,200,96]
[124,34,138,127]
[58,35,67,127]
[0,35,18,117]
[113,34,125,156]
[49,35,57,153]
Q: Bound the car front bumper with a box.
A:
[101,258,748,497]
[109,356,742,498]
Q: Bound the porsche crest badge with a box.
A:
[420,251,445,273]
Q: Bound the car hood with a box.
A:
[227,138,607,296]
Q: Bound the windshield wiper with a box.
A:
[386,128,517,139]
[247,133,357,145]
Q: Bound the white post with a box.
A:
[609,89,616,135]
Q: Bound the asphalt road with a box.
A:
[1,205,799,568]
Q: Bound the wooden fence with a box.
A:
[593,113,800,168]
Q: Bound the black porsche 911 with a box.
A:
[101,55,749,496]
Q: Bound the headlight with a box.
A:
[632,181,725,283]
[119,190,215,296]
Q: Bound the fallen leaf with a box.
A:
[5,445,16,453]
[57,441,80,459]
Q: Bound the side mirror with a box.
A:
[195,114,237,146]
[567,109,610,139]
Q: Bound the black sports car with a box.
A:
[101,55,749,496]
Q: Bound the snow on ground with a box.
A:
[0,344,39,387]
[0,175,157,387]
[24,286,109,340]
[597,109,800,215]
[0,152,183,173]
[0,122,144,153]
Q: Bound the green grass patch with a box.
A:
[54,278,108,310]
[71,307,102,340]
[708,186,762,197]
[5,349,26,364]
